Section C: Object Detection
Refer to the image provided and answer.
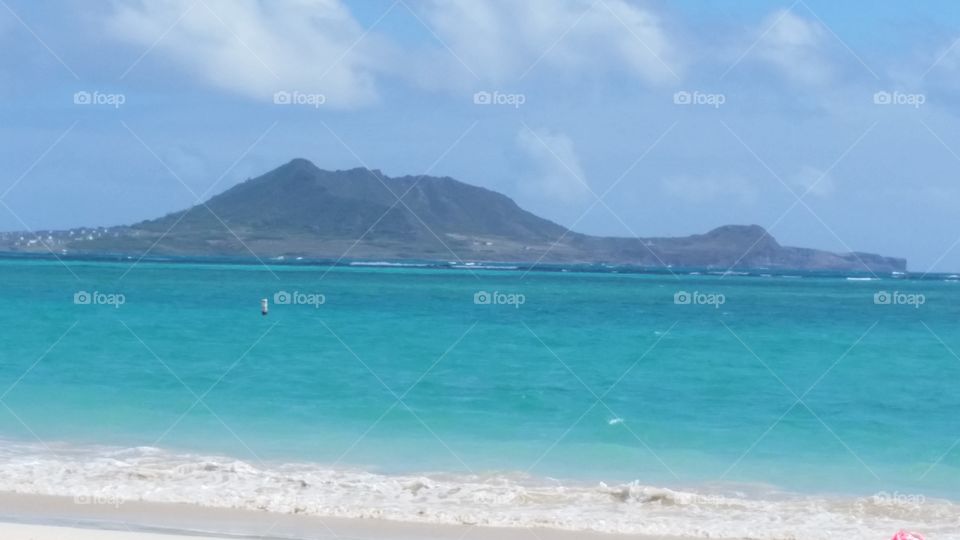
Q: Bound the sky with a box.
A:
[2,0,960,271]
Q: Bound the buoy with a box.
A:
[261,298,269,316]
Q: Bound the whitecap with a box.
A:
[0,440,956,540]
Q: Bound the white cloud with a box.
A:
[107,0,384,108]
[105,0,678,105]
[918,37,960,84]
[661,174,758,205]
[790,165,833,197]
[753,9,831,85]
[516,127,592,205]
[419,0,678,85]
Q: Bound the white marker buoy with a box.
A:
[261,298,269,316]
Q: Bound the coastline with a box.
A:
[0,492,678,540]
[0,250,916,279]
[4,438,956,539]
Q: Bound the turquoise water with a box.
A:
[1,258,958,503]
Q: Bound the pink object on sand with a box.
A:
[891,531,925,540]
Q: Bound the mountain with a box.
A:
[0,159,906,272]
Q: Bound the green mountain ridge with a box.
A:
[0,158,906,272]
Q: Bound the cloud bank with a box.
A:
[108,0,384,108]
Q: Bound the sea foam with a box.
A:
[1,441,957,539]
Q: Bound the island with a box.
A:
[0,158,906,272]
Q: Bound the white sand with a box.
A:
[0,492,680,540]
[0,523,217,540]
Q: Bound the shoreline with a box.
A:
[0,437,955,539]
[0,250,917,278]
[0,492,680,540]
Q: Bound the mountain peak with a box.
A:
[703,224,779,248]
[279,157,319,171]
[706,224,768,236]
[2,160,906,272]
[278,160,388,182]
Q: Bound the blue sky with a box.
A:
[2,0,960,271]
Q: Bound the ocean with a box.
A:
[1,257,958,538]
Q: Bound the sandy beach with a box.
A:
[0,492,681,540]
[0,523,219,540]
